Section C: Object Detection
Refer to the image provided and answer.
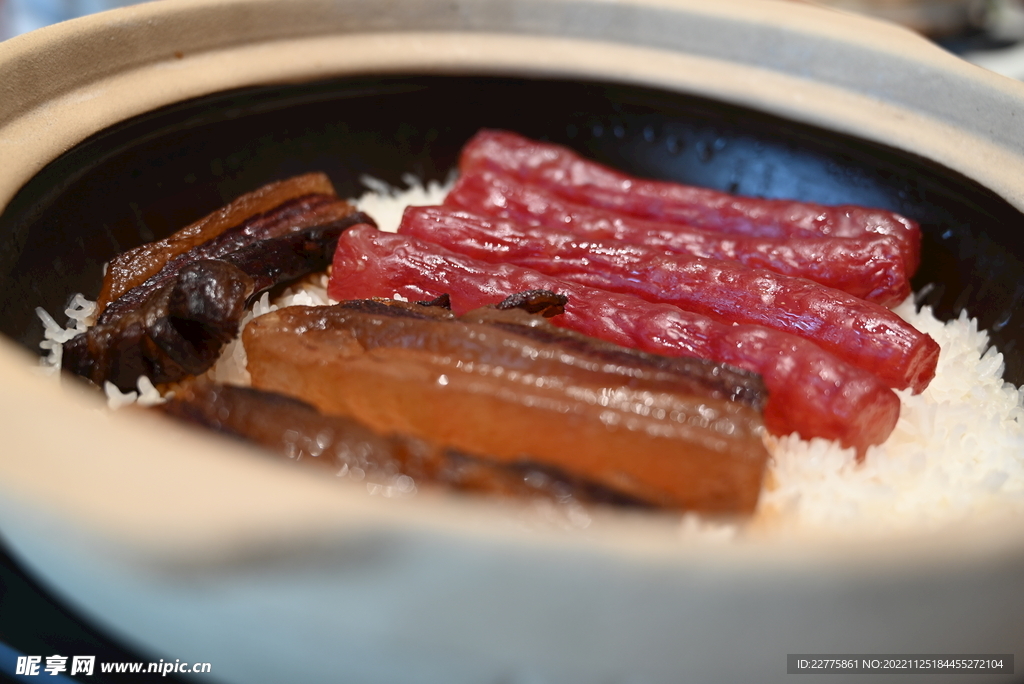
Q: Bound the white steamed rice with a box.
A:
[34,177,1024,537]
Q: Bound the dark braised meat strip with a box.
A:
[244,298,770,513]
[494,289,568,317]
[98,172,341,313]
[64,218,372,390]
[415,293,452,309]
[99,194,356,324]
[159,380,654,508]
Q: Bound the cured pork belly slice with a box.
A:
[160,380,653,508]
[99,192,356,325]
[459,130,921,275]
[327,226,900,454]
[445,169,911,306]
[64,219,370,390]
[243,300,769,513]
[399,206,939,393]
[99,172,343,314]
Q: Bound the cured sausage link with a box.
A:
[459,129,921,275]
[398,206,939,394]
[444,169,912,306]
[327,226,901,454]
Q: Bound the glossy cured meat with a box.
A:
[160,380,654,508]
[98,172,341,313]
[63,220,368,390]
[459,130,922,275]
[444,169,911,306]
[243,299,770,512]
[327,226,901,453]
[399,206,939,393]
[99,194,359,325]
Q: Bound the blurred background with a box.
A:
[8,0,1024,80]
[0,0,136,39]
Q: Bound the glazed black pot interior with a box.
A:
[1,75,1022,383]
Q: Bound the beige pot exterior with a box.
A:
[1,2,1023,683]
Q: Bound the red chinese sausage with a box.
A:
[458,130,921,275]
[444,169,911,306]
[398,206,938,393]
